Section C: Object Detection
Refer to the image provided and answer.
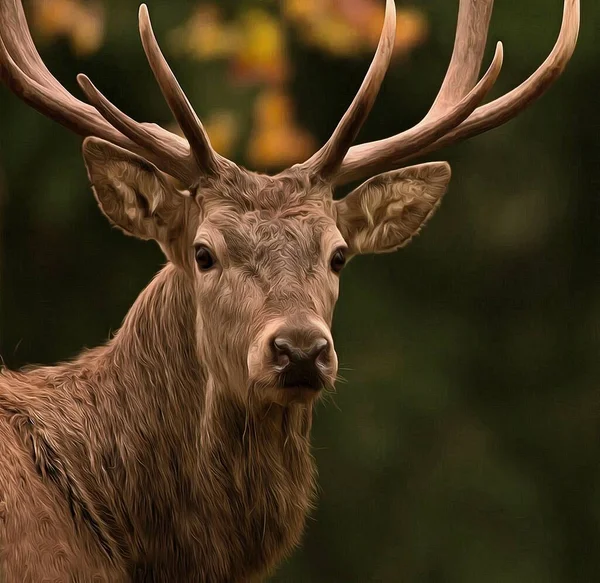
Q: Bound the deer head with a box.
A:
[0,0,579,406]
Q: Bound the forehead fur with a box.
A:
[196,167,334,214]
[195,167,342,271]
[204,210,337,269]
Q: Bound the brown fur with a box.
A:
[0,137,450,581]
[0,0,577,572]
[0,266,315,581]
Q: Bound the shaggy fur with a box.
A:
[0,266,315,581]
[0,137,450,581]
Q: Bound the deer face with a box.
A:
[192,185,342,405]
[2,0,576,402]
[82,139,450,405]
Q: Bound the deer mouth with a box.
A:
[268,360,335,406]
[247,319,337,402]
[277,365,325,392]
[247,364,334,406]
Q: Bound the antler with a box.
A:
[308,0,579,186]
[0,0,580,188]
[300,0,506,181]
[0,0,227,184]
[301,0,397,178]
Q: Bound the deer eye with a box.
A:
[195,245,216,271]
[330,248,347,274]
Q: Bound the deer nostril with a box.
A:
[308,338,329,359]
[272,337,293,368]
[273,337,294,357]
[269,329,332,389]
[272,335,329,366]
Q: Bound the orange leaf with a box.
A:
[248,89,316,168]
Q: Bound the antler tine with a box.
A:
[425,0,495,121]
[0,0,129,147]
[1,0,68,95]
[415,0,580,158]
[76,73,191,180]
[138,4,225,176]
[301,0,396,178]
[332,42,504,184]
[335,0,580,186]
[0,32,185,174]
[0,0,186,172]
[0,0,222,184]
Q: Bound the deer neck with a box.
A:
[106,262,314,445]
[1,263,316,571]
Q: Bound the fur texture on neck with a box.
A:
[0,264,316,581]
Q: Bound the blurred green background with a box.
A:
[0,0,598,581]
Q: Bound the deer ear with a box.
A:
[82,137,188,247]
[334,162,451,255]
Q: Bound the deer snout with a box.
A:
[247,318,337,397]
[270,327,333,390]
[272,334,329,367]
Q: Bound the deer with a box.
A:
[0,0,579,581]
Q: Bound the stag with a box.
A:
[0,0,579,581]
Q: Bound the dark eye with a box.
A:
[330,248,347,274]
[195,245,216,271]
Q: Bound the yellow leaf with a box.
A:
[204,111,239,157]
[70,3,104,56]
[394,8,428,54]
[254,89,293,126]
[248,89,316,168]
[31,0,105,56]
[169,4,240,60]
[302,16,363,57]
[32,0,76,37]
[284,0,428,58]
[231,9,288,85]
[283,0,327,23]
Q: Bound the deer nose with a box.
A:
[273,336,329,364]
[271,329,330,389]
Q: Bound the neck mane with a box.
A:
[0,264,316,580]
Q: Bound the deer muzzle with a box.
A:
[247,317,337,401]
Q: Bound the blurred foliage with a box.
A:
[32,0,105,55]
[0,0,599,582]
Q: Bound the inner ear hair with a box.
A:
[335,162,452,255]
[82,138,190,249]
